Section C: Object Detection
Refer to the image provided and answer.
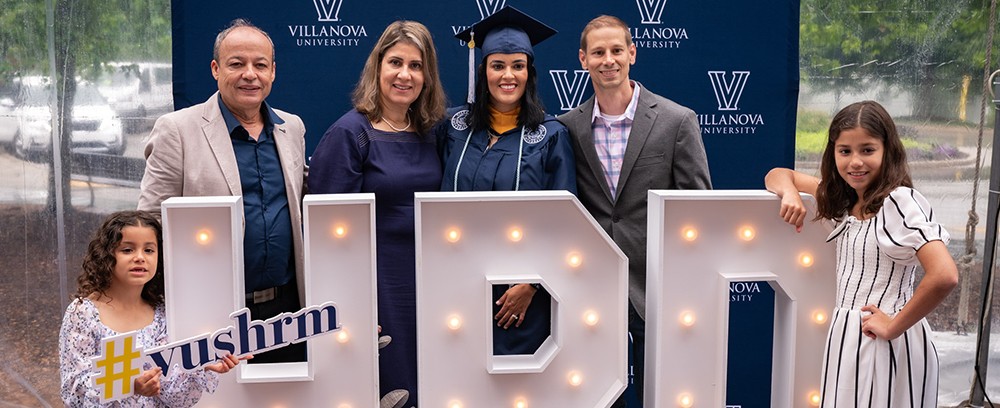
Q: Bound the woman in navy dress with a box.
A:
[438,7,576,355]
[308,21,446,408]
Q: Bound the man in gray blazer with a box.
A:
[558,15,712,407]
[137,19,307,363]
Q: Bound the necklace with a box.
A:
[381,115,411,132]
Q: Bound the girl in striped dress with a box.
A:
[765,100,958,407]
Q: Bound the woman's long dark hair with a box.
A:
[75,211,165,306]
[815,100,912,220]
[466,59,546,133]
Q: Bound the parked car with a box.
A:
[95,62,173,133]
[0,77,125,159]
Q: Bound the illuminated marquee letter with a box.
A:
[645,191,836,407]
[416,191,628,407]
[161,194,379,406]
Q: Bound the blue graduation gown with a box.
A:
[438,106,577,194]
[436,106,576,354]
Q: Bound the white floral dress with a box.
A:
[59,298,218,407]
[820,187,948,407]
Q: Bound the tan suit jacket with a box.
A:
[138,92,307,302]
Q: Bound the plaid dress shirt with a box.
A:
[591,82,641,200]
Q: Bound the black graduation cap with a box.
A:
[454,6,557,59]
[455,6,557,103]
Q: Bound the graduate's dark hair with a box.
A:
[815,100,912,220]
[467,57,546,133]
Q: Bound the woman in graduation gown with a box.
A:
[437,6,577,355]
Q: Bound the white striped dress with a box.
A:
[820,186,949,408]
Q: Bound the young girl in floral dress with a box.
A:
[59,211,244,407]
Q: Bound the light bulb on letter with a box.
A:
[739,226,756,241]
[584,311,600,327]
[677,393,693,408]
[679,311,696,327]
[196,229,212,245]
[447,315,462,331]
[336,329,350,344]
[566,252,583,268]
[446,228,461,243]
[799,252,814,267]
[812,310,827,324]
[508,227,523,242]
[808,391,821,406]
[567,371,583,387]
[681,227,698,242]
[332,225,347,238]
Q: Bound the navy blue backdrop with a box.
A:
[172,1,797,406]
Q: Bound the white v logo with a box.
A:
[549,70,591,112]
[635,0,668,24]
[475,0,507,19]
[708,71,750,111]
[313,0,343,22]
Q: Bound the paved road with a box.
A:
[0,130,146,210]
[920,177,990,241]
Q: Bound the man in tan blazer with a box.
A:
[138,19,307,363]
[558,16,712,407]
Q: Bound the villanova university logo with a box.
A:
[700,70,763,135]
[290,0,366,47]
[549,70,591,111]
[476,0,507,19]
[636,0,668,24]
[631,0,687,48]
[312,0,343,22]
[708,71,750,111]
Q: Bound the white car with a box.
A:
[0,79,125,159]
[96,62,173,132]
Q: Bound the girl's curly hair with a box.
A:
[74,211,164,306]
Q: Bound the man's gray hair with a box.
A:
[213,18,275,62]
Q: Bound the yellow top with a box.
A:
[489,105,520,134]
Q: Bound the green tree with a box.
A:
[800,0,997,120]
[0,1,47,80]
[0,0,169,213]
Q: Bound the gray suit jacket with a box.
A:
[558,84,711,320]
[137,92,308,302]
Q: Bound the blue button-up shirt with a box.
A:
[218,96,294,292]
